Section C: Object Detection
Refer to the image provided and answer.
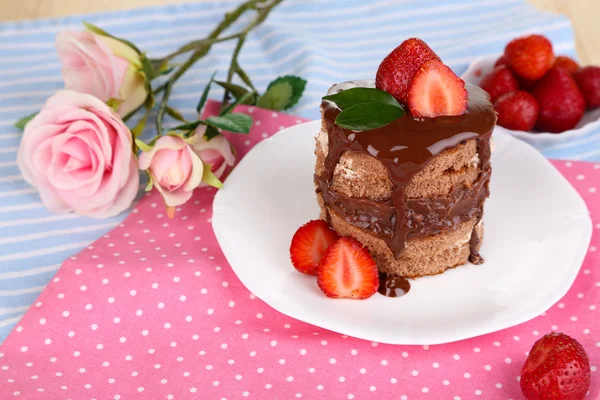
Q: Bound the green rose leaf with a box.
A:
[322,87,401,109]
[196,71,217,114]
[235,64,255,91]
[135,138,153,153]
[15,113,37,130]
[165,106,187,122]
[201,161,224,189]
[257,81,293,111]
[172,120,203,132]
[203,125,221,141]
[206,113,252,134]
[260,75,306,110]
[214,81,249,99]
[139,55,157,81]
[204,125,221,140]
[335,102,405,131]
[220,91,256,116]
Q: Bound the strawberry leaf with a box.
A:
[262,75,306,110]
[257,81,293,111]
[322,87,401,109]
[335,102,405,131]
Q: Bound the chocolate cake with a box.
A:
[314,80,496,283]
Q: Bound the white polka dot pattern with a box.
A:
[0,103,597,399]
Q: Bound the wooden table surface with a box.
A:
[1,0,599,65]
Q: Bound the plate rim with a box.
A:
[212,120,592,345]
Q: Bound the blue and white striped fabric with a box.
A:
[0,0,596,342]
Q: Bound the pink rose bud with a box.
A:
[192,126,236,187]
[138,135,205,208]
[56,29,149,117]
[17,91,139,218]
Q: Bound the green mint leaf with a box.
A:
[196,71,217,114]
[201,161,224,189]
[335,102,405,131]
[220,91,256,116]
[263,75,307,110]
[172,120,203,132]
[204,125,221,141]
[15,113,37,130]
[83,22,142,54]
[257,81,293,111]
[322,87,401,110]
[165,106,187,122]
[206,113,252,134]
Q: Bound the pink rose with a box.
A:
[192,126,236,187]
[138,135,205,208]
[17,91,139,218]
[56,29,148,117]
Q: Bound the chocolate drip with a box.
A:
[378,273,411,297]
[315,82,496,261]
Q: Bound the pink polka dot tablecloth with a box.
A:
[0,102,598,400]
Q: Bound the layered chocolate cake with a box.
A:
[314,80,496,281]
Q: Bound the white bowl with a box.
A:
[461,54,600,147]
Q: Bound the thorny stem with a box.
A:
[152,0,282,134]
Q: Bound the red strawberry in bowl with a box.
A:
[573,66,600,108]
[505,34,554,80]
[554,55,580,74]
[479,65,519,103]
[290,220,339,275]
[494,91,539,131]
[494,54,509,67]
[375,38,441,104]
[317,237,379,299]
[533,67,585,133]
[520,332,590,400]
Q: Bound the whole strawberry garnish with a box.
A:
[521,332,590,400]
[494,91,539,131]
[375,38,441,103]
[317,237,378,299]
[479,65,519,103]
[554,55,580,74]
[290,220,339,275]
[505,34,554,80]
[573,66,600,108]
[533,67,585,132]
[495,54,510,67]
[407,60,468,118]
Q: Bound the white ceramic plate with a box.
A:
[212,121,592,345]
[461,54,600,147]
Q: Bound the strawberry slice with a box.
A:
[407,60,468,118]
[375,38,441,104]
[290,220,339,275]
[317,237,379,299]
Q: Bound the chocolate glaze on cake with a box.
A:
[315,81,496,264]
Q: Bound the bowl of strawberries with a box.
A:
[462,34,600,146]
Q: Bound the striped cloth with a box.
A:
[0,0,595,343]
